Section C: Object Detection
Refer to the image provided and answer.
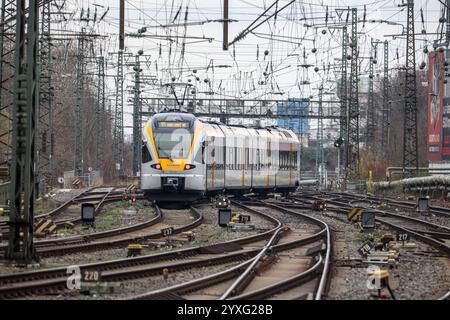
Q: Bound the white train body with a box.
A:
[141,113,300,201]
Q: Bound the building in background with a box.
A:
[276,98,310,147]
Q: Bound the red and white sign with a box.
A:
[427,51,445,161]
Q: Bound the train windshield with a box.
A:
[152,114,195,159]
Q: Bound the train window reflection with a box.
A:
[154,132,193,159]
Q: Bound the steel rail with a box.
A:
[260,201,331,300]
[130,226,328,300]
[229,256,323,300]
[0,203,281,292]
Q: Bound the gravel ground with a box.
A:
[307,209,450,300]
[3,203,275,274]
[253,203,322,232]
[25,261,242,300]
[349,199,450,228]
[383,205,450,229]
[188,203,276,244]
[47,188,87,204]
[52,201,155,238]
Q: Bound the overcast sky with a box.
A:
[57,0,444,132]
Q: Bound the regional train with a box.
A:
[141,113,300,202]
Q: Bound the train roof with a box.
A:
[147,112,299,142]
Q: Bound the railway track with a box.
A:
[291,192,450,252]
[291,190,450,300]
[0,205,202,257]
[0,187,134,239]
[0,203,282,299]
[314,191,450,219]
[131,200,331,300]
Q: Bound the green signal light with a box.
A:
[334,137,344,148]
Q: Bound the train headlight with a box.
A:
[151,163,162,170]
[184,164,196,170]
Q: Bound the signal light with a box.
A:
[184,164,196,170]
[151,163,162,170]
[334,137,344,148]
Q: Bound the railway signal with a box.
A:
[218,208,233,227]
[334,137,344,148]
[81,203,95,227]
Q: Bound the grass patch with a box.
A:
[95,201,143,230]
[35,200,57,214]
[207,228,227,242]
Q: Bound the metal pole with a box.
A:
[114,0,125,177]
[367,45,375,147]
[114,50,124,177]
[132,53,142,176]
[346,8,360,179]
[7,0,39,265]
[340,26,348,140]
[96,56,106,170]
[401,0,418,177]
[317,86,324,186]
[38,0,53,192]
[381,41,390,159]
[223,0,229,50]
[0,0,16,171]
[74,30,85,178]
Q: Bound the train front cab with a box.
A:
[141,113,206,202]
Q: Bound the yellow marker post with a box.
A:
[369,170,373,193]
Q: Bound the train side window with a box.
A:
[195,142,205,164]
[142,141,152,163]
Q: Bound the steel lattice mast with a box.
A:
[38,0,53,190]
[74,31,85,178]
[114,50,124,176]
[7,0,39,264]
[0,0,16,172]
[316,85,325,185]
[381,41,390,157]
[340,26,348,147]
[96,56,106,169]
[401,0,418,177]
[345,8,360,178]
[132,53,142,176]
[114,0,125,177]
[366,45,375,147]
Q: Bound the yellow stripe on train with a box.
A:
[145,123,203,171]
